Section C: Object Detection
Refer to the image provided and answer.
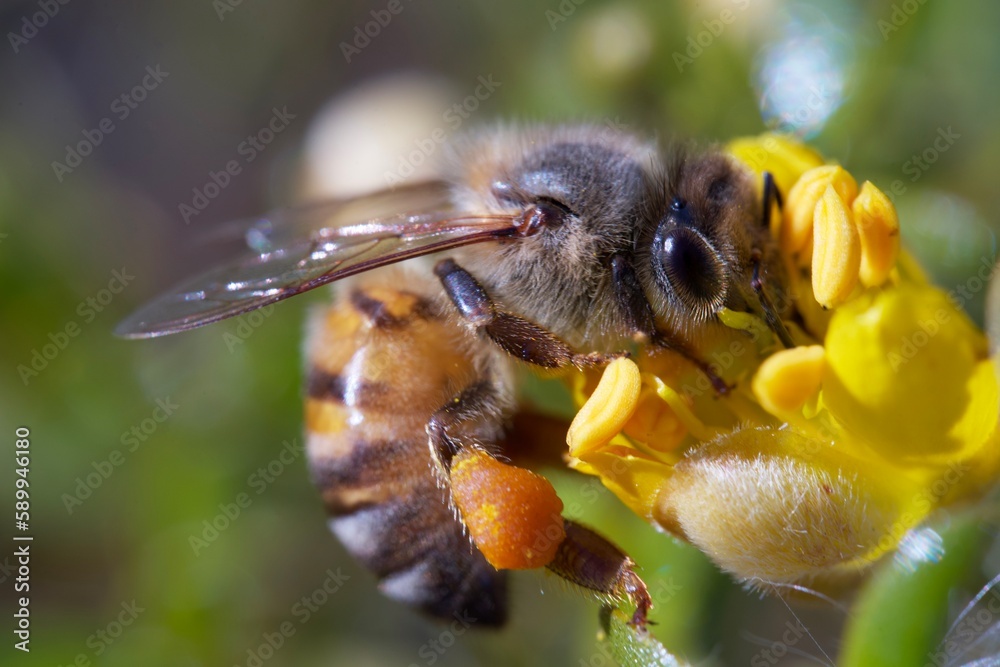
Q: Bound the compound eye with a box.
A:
[658,227,727,310]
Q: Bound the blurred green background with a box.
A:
[2,0,1000,665]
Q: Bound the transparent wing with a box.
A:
[115,210,520,339]
[200,179,454,252]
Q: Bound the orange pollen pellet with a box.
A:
[449,449,565,570]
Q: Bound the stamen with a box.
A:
[853,181,900,288]
[568,358,642,457]
[812,185,861,308]
[752,345,826,416]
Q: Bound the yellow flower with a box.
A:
[567,134,1000,586]
[727,133,825,200]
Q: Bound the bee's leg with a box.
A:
[306,275,509,626]
[750,250,795,348]
[427,383,650,626]
[609,253,730,394]
[433,258,619,369]
[760,170,782,228]
[425,378,507,481]
[423,366,652,627]
[752,171,796,348]
[547,519,652,628]
[424,386,570,476]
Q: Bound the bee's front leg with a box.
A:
[750,171,796,348]
[609,253,731,394]
[433,258,620,369]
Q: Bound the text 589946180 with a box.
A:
[13,426,31,653]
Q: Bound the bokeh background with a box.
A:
[3,0,1000,665]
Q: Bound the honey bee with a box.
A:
[116,124,796,628]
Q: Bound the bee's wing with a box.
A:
[115,209,520,339]
[200,180,454,252]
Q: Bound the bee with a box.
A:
[116,124,795,628]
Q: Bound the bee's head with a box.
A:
[646,151,791,340]
[487,131,651,249]
[451,125,656,338]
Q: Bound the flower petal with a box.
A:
[727,133,826,197]
[570,445,674,520]
[822,283,992,464]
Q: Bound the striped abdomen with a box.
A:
[304,270,507,625]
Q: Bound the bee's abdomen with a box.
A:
[304,274,507,626]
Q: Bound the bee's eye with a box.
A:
[657,227,727,310]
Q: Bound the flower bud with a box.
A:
[655,427,921,583]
